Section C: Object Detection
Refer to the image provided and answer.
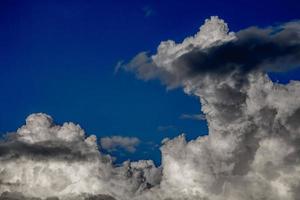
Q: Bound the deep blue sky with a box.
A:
[0,0,299,164]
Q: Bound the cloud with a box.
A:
[142,6,155,17]
[180,113,206,121]
[123,16,300,200]
[124,16,300,88]
[100,136,140,153]
[114,60,124,74]
[2,17,300,200]
[0,113,161,200]
[0,192,117,200]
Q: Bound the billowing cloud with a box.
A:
[100,136,140,153]
[124,16,300,88]
[123,16,300,200]
[1,16,300,200]
[0,113,161,200]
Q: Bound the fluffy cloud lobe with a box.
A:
[1,17,300,200]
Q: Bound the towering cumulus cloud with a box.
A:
[1,17,300,200]
[125,16,300,200]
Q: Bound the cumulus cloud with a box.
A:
[100,136,140,153]
[2,16,300,200]
[0,113,161,200]
[124,16,300,88]
[123,16,300,200]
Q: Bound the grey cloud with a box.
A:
[0,192,116,200]
[100,136,140,153]
[0,140,99,162]
[123,52,160,81]
[173,24,300,74]
[0,113,161,200]
[124,17,300,88]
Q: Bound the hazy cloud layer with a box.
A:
[1,17,300,200]
[100,136,140,153]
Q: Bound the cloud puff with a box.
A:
[2,17,300,200]
[100,136,140,153]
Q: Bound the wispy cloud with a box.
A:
[114,60,124,74]
[180,113,206,121]
[100,136,140,153]
[142,6,155,17]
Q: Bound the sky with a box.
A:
[1,0,300,164]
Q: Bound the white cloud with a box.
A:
[0,113,161,200]
[100,136,140,153]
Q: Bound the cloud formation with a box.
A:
[2,17,300,200]
[123,16,300,200]
[100,136,140,153]
[0,113,161,200]
[124,16,300,88]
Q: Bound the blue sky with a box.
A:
[0,0,299,164]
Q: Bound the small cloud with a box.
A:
[142,6,155,17]
[157,125,176,132]
[114,60,124,74]
[100,136,140,153]
[180,113,206,121]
